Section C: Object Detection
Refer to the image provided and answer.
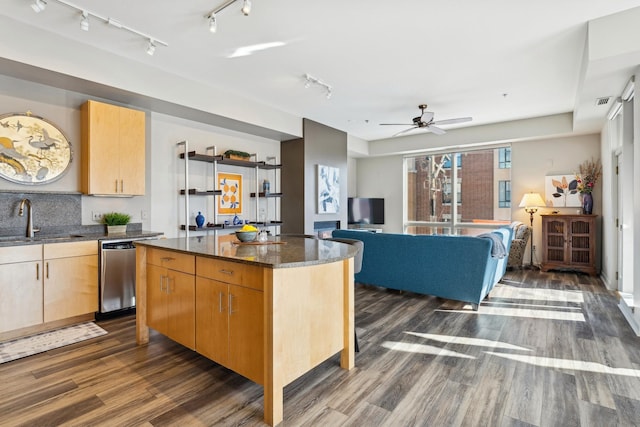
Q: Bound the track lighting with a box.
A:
[31,0,46,13]
[80,11,89,31]
[242,0,252,16]
[146,40,156,56]
[621,76,635,101]
[208,14,217,33]
[205,0,251,34]
[304,73,333,100]
[30,0,168,55]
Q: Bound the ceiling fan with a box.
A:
[380,104,472,136]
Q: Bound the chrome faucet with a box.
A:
[18,198,40,238]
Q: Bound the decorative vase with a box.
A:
[582,193,593,215]
[195,211,205,228]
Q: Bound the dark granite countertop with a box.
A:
[135,235,357,269]
[0,230,164,247]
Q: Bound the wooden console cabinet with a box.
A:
[540,214,597,276]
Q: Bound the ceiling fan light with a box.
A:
[242,0,252,16]
[31,0,46,13]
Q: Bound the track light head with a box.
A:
[146,39,156,56]
[31,0,47,13]
[241,0,252,16]
[80,11,89,31]
[208,14,217,33]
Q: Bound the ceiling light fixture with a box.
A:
[606,97,623,121]
[205,0,251,34]
[304,73,333,99]
[31,0,47,13]
[30,0,168,55]
[241,0,252,16]
[621,76,635,101]
[80,10,89,31]
[208,14,217,33]
[146,39,156,56]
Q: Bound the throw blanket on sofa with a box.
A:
[332,229,513,310]
[477,232,507,258]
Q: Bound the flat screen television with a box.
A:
[348,197,385,225]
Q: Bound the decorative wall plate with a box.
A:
[0,112,73,184]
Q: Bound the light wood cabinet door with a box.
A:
[228,284,263,384]
[118,106,146,195]
[147,264,168,335]
[147,264,195,349]
[195,277,228,364]
[0,261,43,333]
[82,100,145,196]
[166,269,195,349]
[44,254,98,323]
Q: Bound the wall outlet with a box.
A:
[92,211,102,222]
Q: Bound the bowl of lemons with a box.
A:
[235,224,259,242]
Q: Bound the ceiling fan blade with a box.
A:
[380,123,414,126]
[392,127,419,137]
[432,117,472,126]
[427,125,446,135]
[421,111,435,123]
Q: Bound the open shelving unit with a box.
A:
[177,141,282,237]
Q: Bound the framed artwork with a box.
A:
[545,174,581,207]
[0,112,73,184]
[218,172,242,214]
[317,164,340,214]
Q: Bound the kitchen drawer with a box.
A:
[147,248,195,274]
[196,257,263,290]
[0,244,42,264]
[44,240,97,259]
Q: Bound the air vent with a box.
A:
[595,96,612,106]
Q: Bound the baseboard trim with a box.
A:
[618,293,640,336]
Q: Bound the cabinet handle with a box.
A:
[219,269,234,275]
[229,293,235,315]
[120,180,124,193]
[218,291,224,313]
[36,263,39,280]
[161,257,176,262]
[46,262,49,279]
[115,179,119,193]
[166,276,172,295]
[159,275,165,292]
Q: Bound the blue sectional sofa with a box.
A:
[332,228,512,310]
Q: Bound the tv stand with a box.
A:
[348,226,383,233]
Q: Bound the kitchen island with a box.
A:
[135,234,356,426]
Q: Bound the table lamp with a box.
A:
[518,192,546,267]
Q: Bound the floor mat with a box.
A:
[0,322,107,364]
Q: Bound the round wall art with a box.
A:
[0,112,73,184]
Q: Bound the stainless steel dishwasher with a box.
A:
[99,237,154,315]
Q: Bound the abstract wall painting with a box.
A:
[218,172,242,214]
[545,174,581,207]
[317,164,340,214]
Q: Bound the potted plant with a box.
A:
[102,212,131,234]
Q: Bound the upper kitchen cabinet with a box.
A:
[81,100,146,196]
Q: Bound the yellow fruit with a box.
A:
[241,224,258,232]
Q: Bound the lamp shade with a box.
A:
[519,192,546,209]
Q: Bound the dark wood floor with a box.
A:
[1,270,640,426]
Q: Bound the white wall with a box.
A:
[150,113,281,238]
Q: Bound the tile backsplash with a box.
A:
[0,191,82,236]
